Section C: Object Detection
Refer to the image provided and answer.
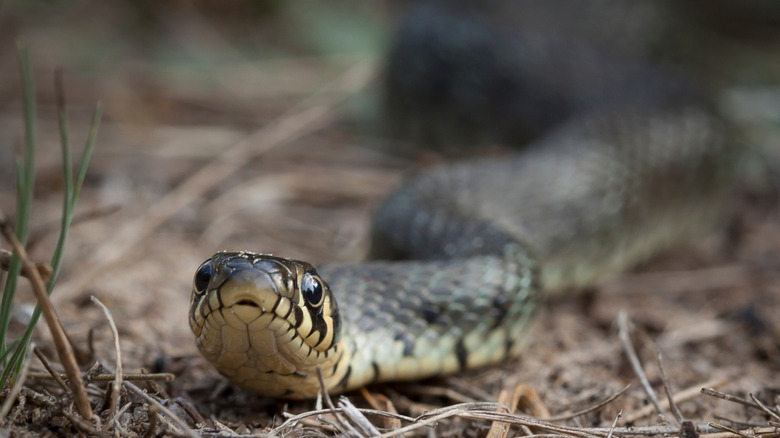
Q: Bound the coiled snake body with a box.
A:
[189,4,740,399]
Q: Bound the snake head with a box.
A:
[188,251,345,397]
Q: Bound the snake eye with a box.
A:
[194,260,213,293]
[301,271,324,307]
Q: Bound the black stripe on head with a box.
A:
[292,306,304,328]
[311,324,328,349]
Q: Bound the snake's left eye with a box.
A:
[301,271,324,307]
[194,260,213,293]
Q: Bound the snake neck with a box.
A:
[316,244,539,393]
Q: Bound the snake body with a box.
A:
[189,3,741,399]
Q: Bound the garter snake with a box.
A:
[189,102,737,398]
[185,0,754,399]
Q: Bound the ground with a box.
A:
[0,2,778,437]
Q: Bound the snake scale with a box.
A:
[189,2,742,399]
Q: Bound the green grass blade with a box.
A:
[0,42,36,372]
[72,102,102,203]
[0,164,26,363]
[48,70,74,289]
[4,100,103,382]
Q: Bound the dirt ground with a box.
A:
[0,2,779,437]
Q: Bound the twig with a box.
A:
[359,388,402,432]
[108,401,132,435]
[546,385,631,422]
[0,249,51,282]
[449,410,605,438]
[372,405,605,438]
[123,380,196,438]
[62,410,111,438]
[701,388,760,410]
[708,422,753,438]
[174,397,208,427]
[588,423,719,435]
[399,383,478,404]
[624,378,726,423]
[20,387,55,408]
[32,346,68,391]
[606,411,622,438]
[0,209,93,421]
[487,385,525,438]
[713,414,767,429]
[657,351,683,425]
[28,372,174,382]
[617,311,669,422]
[272,407,415,435]
[749,393,780,423]
[338,397,381,436]
[315,367,357,436]
[90,296,123,432]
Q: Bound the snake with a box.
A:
[187,3,743,399]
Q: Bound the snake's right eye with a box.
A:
[194,260,213,293]
[301,271,325,307]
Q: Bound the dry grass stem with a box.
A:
[359,388,402,431]
[62,410,110,438]
[546,385,631,422]
[624,378,727,423]
[701,388,761,411]
[396,383,477,404]
[337,397,381,436]
[32,346,68,391]
[617,311,669,423]
[657,351,684,425]
[90,296,124,431]
[123,380,197,438]
[606,410,622,438]
[0,209,93,421]
[487,385,527,438]
[315,367,355,435]
[27,372,174,382]
[272,407,415,435]
[749,394,780,423]
[708,422,754,438]
[0,249,52,282]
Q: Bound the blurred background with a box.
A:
[0,0,779,429]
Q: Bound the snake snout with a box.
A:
[219,269,281,313]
